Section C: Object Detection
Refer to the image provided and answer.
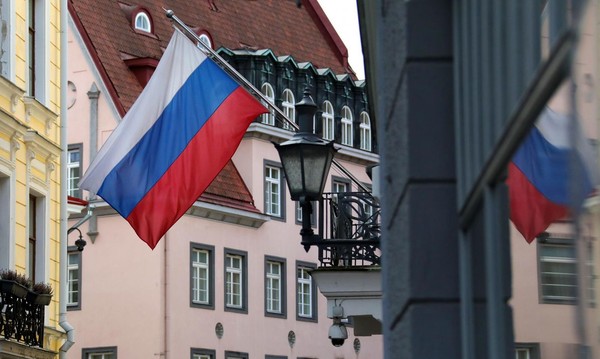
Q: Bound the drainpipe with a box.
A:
[59,0,75,355]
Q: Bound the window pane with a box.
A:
[539,241,579,302]
[226,254,243,308]
[192,248,210,304]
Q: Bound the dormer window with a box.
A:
[134,11,152,33]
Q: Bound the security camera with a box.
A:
[328,320,348,347]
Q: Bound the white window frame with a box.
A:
[265,164,282,217]
[83,347,117,359]
[359,111,372,151]
[297,267,312,318]
[191,348,215,359]
[67,249,81,309]
[0,0,15,79]
[266,260,282,314]
[28,0,48,102]
[515,343,540,359]
[322,101,335,140]
[192,248,210,305]
[28,189,47,285]
[538,238,577,304]
[67,145,82,198]
[296,263,316,320]
[282,89,295,130]
[134,12,151,33]
[0,169,14,270]
[333,179,349,193]
[341,106,354,146]
[261,83,275,125]
[225,252,245,311]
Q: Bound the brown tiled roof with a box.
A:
[69,0,350,214]
[69,0,351,113]
[201,160,260,213]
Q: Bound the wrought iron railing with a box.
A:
[0,286,45,347]
[310,192,381,267]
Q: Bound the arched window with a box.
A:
[359,112,372,151]
[322,101,334,140]
[261,83,275,126]
[198,33,212,49]
[282,89,295,130]
[134,12,151,33]
[341,106,353,146]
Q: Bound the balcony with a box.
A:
[308,191,383,337]
[310,191,381,268]
[0,284,55,358]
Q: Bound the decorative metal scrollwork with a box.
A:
[0,288,45,347]
[316,192,381,267]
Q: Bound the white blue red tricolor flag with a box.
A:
[507,107,599,243]
[79,30,267,249]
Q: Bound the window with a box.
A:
[68,144,82,198]
[28,0,35,96]
[333,178,350,194]
[67,248,81,310]
[28,0,46,100]
[191,243,214,309]
[224,249,247,313]
[587,242,596,305]
[538,237,577,304]
[28,195,37,283]
[297,262,317,321]
[225,351,248,359]
[134,12,151,33]
[0,1,13,78]
[28,191,45,286]
[295,201,316,226]
[361,183,375,220]
[341,106,354,146]
[322,101,335,140]
[265,256,286,317]
[359,112,372,151]
[191,348,215,359]
[515,343,540,359]
[83,347,117,359]
[0,174,10,269]
[282,89,295,130]
[265,162,285,219]
[261,83,275,125]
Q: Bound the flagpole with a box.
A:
[165,9,295,131]
[165,9,371,193]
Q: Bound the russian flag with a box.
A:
[507,107,599,243]
[79,30,267,249]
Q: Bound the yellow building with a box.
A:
[0,0,67,357]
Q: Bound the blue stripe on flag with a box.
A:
[98,59,238,218]
[513,126,593,205]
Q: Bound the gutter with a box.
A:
[59,0,75,354]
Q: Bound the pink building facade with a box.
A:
[64,1,382,358]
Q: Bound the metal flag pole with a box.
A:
[164,9,370,193]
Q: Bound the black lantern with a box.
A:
[275,88,337,250]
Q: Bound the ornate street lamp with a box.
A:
[275,88,337,251]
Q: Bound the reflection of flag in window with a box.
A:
[79,30,267,249]
[507,107,599,243]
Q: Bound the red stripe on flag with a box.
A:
[507,162,568,243]
[126,87,267,248]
